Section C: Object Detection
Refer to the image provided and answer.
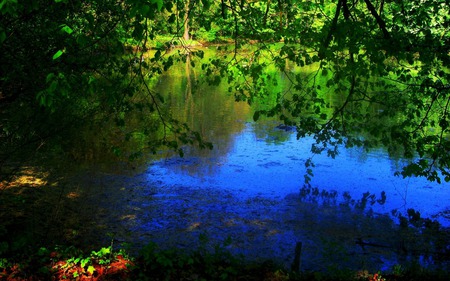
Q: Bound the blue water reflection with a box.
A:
[148,121,450,226]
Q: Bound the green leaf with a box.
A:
[87,265,95,275]
[88,76,96,84]
[45,73,55,83]
[60,24,73,34]
[140,4,150,15]
[0,31,6,44]
[80,257,90,268]
[150,0,163,11]
[201,0,211,9]
[52,50,64,60]
[0,0,18,15]
[99,247,110,255]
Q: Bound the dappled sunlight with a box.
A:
[10,174,47,187]
[0,168,49,190]
[66,191,80,199]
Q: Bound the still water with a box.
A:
[115,48,450,271]
[147,121,449,224]
[145,47,449,225]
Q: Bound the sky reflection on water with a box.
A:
[147,121,450,226]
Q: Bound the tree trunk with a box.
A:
[183,0,190,41]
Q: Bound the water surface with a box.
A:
[91,47,450,271]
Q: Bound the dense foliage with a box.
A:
[1,0,449,182]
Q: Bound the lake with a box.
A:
[88,46,448,272]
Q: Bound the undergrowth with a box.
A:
[1,239,449,281]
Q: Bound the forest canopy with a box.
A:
[1,0,449,182]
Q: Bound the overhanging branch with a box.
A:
[363,0,390,39]
[318,0,342,59]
